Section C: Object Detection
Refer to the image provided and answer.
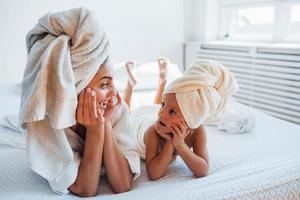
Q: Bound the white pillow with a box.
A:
[112,62,182,91]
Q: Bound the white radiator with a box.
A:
[184,41,300,124]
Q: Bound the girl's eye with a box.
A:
[169,109,176,116]
[161,102,165,108]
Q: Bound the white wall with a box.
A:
[183,0,220,69]
[184,0,220,41]
[0,0,184,83]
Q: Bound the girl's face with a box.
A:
[85,64,117,109]
[156,93,186,135]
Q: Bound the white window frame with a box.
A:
[219,0,300,43]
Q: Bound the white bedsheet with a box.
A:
[1,83,300,200]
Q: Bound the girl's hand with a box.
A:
[103,92,122,124]
[76,88,105,132]
[155,121,173,141]
[158,131,173,142]
[171,122,190,149]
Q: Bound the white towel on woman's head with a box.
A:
[164,60,238,129]
[19,7,109,130]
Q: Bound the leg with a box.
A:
[153,58,169,104]
[123,61,137,110]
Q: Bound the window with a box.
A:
[219,0,300,42]
[290,4,300,40]
[234,6,274,40]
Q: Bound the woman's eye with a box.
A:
[169,109,176,116]
[161,102,165,108]
[100,82,108,89]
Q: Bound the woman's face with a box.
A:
[85,64,117,110]
[155,93,186,135]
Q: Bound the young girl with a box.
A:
[123,59,238,180]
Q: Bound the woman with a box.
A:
[19,8,140,197]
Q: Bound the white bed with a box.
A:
[1,72,300,200]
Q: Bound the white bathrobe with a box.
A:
[19,8,140,194]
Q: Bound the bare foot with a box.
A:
[157,57,169,84]
[125,61,138,87]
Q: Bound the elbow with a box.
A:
[147,168,163,181]
[149,176,159,181]
[69,183,98,197]
[113,180,132,194]
[148,173,162,181]
[77,191,98,198]
[194,171,208,178]
[114,185,131,194]
[146,161,166,181]
[194,168,209,178]
[194,162,209,178]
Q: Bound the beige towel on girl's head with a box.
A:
[164,60,238,129]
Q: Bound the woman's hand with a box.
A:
[76,88,105,132]
[103,92,122,124]
[171,122,190,149]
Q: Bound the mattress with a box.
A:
[0,83,300,200]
